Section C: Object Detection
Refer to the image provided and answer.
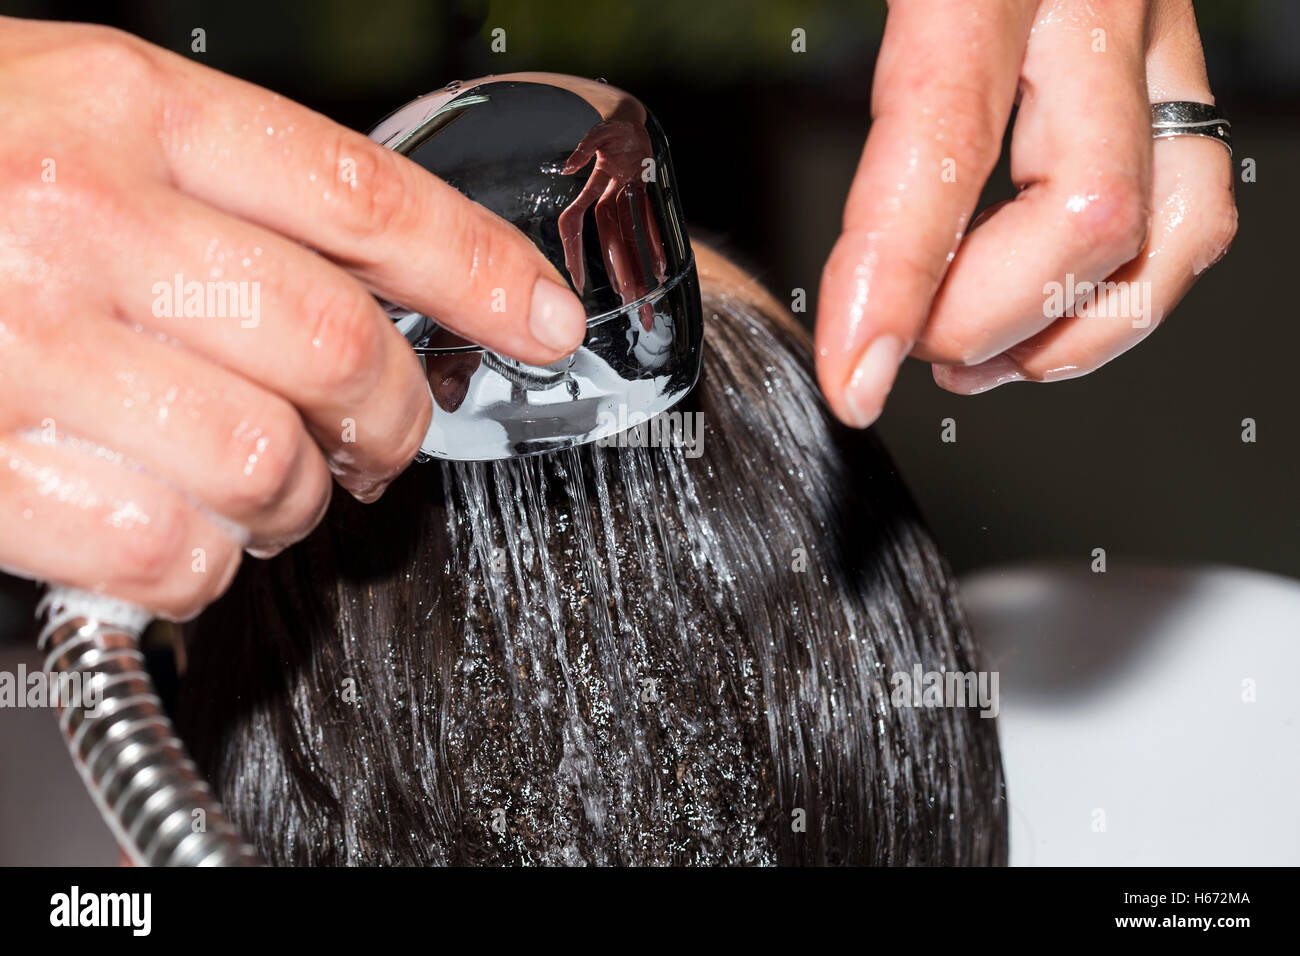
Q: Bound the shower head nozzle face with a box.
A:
[369,74,703,462]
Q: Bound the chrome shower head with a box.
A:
[369,73,703,462]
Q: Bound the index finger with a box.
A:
[146,43,587,366]
[814,0,1036,427]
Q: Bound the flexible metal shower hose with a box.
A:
[36,588,260,866]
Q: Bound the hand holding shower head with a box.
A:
[368,73,704,462]
[35,76,698,865]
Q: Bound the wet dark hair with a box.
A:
[177,269,1008,866]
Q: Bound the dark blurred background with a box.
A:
[1,0,1296,642]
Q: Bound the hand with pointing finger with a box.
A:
[816,0,1237,427]
[0,18,587,618]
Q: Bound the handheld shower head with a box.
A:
[368,73,703,462]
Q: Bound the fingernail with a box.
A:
[844,334,905,428]
[350,479,390,504]
[329,461,391,504]
[529,278,587,354]
[246,543,286,560]
[932,356,1025,395]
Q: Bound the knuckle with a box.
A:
[348,404,426,489]
[330,138,411,243]
[382,398,432,478]
[70,28,159,93]
[281,457,333,544]
[1,166,118,237]
[155,540,242,622]
[337,350,432,486]
[939,95,1002,183]
[1076,175,1150,262]
[64,175,129,225]
[220,397,304,516]
[301,283,384,393]
[118,496,189,587]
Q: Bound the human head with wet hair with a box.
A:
[178,246,1008,866]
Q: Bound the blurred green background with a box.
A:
[0,0,1296,641]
